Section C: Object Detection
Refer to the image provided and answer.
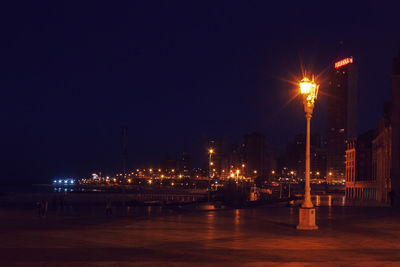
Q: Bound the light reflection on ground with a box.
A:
[0,201,400,264]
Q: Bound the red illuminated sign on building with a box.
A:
[334,57,353,69]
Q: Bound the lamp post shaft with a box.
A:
[297,76,318,230]
[303,112,313,208]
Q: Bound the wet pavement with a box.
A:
[1,204,400,266]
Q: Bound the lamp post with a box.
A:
[297,76,319,230]
[208,148,214,202]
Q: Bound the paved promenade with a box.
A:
[1,204,400,266]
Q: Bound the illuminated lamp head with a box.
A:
[299,76,319,104]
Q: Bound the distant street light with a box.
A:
[208,148,214,202]
[297,76,319,230]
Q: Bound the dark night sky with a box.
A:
[1,1,400,183]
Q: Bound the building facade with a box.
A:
[344,50,400,205]
[206,134,274,179]
[345,130,375,200]
[372,103,392,203]
[391,49,400,206]
[345,103,392,204]
[327,57,358,183]
[243,132,274,178]
[284,133,326,180]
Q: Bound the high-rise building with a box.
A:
[284,134,305,177]
[243,133,270,177]
[343,50,400,204]
[177,152,192,175]
[227,142,244,177]
[284,133,326,180]
[326,57,358,183]
[163,157,177,172]
[206,138,227,178]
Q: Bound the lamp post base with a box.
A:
[297,207,318,230]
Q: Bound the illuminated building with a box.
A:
[326,57,357,183]
[284,134,305,177]
[243,133,274,178]
[345,102,393,204]
[345,130,375,200]
[243,133,266,177]
[284,133,326,179]
[228,142,243,175]
[205,134,275,179]
[163,158,177,173]
[177,152,192,174]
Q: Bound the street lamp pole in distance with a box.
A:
[208,148,214,202]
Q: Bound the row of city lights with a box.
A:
[53,179,75,185]
[85,169,330,182]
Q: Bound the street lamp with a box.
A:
[208,148,214,202]
[297,76,319,230]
